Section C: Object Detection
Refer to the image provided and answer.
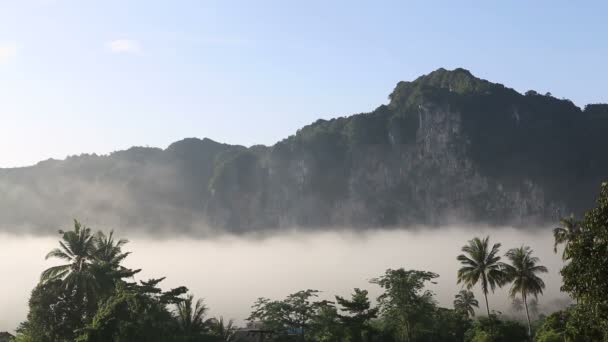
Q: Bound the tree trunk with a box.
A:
[482,275,490,317]
[523,293,532,338]
[484,291,490,317]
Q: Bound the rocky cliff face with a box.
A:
[1,68,606,234]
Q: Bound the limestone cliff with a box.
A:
[1,68,606,234]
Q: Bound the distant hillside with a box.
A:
[1,68,607,235]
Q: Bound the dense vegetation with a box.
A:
[2,68,607,234]
[9,183,608,341]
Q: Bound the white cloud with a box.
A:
[106,39,141,54]
[0,44,18,63]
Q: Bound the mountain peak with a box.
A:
[166,137,226,152]
[425,67,475,78]
[388,68,511,108]
[413,67,500,94]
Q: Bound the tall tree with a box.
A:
[457,236,507,316]
[335,288,378,342]
[41,220,99,318]
[91,230,140,300]
[248,289,326,340]
[502,246,548,337]
[453,290,478,318]
[41,220,97,287]
[371,269,438,342]
[553,215,581,260]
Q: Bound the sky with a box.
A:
[0,0,607,167]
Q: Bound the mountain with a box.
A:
[1,68,607,235]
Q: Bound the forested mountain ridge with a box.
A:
[2,68,607,234]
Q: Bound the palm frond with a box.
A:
[40,264,70,282]
[45,248,72,261]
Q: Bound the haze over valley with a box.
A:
[0,227,572,332]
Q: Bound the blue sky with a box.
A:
[0,0,606,167]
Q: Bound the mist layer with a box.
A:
[0,226,571,332]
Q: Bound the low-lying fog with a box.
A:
[0,226,572,332]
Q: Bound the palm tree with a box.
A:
[453,290,479,318]
[42,221,138,317]
[175,295,209,336]
[41,220,97,291]
[457,236,507,316]
[94,230,130,265]
[91,230,140,299]
[503,246,548,337]
[207,316,237,342]
[41,220,101,318]
[553,215,581,260]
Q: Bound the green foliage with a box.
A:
[18,221,142,341]
[560,182,608,337]
[10,334,34,342]
[533,306,606,342]
[464,316,527,342]
[17,221,199,342]
[19,280,84,342]
[534,309,568,342]
[309,304,345,342]
[247,289,330,340]
[335,288,378,342]
[563,305,605,341]
[93,283,175,341]
[470,331,493,342]
[534,330,562,342]
[371,269,438,342]
[430,307,472,342]
[75,280,203,342]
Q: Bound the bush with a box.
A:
[465,316,527,342]
[535,330,562,342]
